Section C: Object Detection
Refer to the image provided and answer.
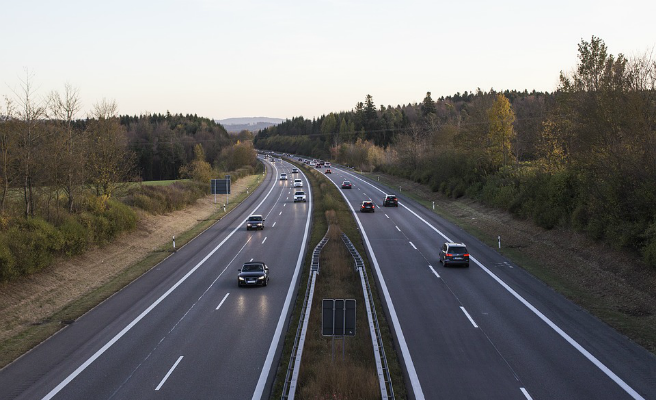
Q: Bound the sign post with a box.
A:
[211,178,231,204]
[322,299,356,362]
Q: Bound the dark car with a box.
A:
[325,169,332,174]
[238,261,269,286]
[360,201,375,213]
[341,181,352,189]
[439,242,470,267]
[246,215,265,230]
[383,194,398,207]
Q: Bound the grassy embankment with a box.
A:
[0,173,265,368]
[271,163,407,399]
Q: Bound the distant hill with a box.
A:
[216,117,284,133]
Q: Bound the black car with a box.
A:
[439,242,470,267]
[246,215,265,230]
[383,194,398,207]
[238,261,269,287]
[341,181,352,189]
[360,201,375,212]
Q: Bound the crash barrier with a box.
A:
[281,231,394,399]
[281,231,329,399]
[341,233,394,399]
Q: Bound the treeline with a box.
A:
[0,76,259,280]
[122,112,232,181]
[255,36,656,268]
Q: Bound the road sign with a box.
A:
[211,179,230,195]
[322,299,356,336]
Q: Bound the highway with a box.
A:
[319,163,656,400]
[0,157,312,400]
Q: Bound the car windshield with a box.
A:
[295,191,305,195]
[242,263,263,272]
[248,216,262,221]
[450,246,467,254]
[343,181,350,185]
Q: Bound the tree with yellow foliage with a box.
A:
[487,94,516,167]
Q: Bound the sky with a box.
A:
[2,0,655,121]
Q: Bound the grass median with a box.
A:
[271,163,407,399]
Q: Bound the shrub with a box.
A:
[103,199,137,238]
[59,216,89,256]
[643,238,656,269]
[6,218,63,275]
[0,238,17,281]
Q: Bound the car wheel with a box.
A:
[263,278,268,286]
[443,261,448,268]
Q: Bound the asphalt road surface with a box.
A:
[320,164,656,400]
[0,157,312,400]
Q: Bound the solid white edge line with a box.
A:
[216,293,230,310]
[155,356,183,391]
[42,162,281,400]
[338,168,645,400]
[460,306,479,328]
[327,174,425,399]
[251,166,313,400]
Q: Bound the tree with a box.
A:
[85,99,135,198]
[487,94,516,167]
[48,84,83,212]
[0,97,17,212]
[421,91,437,117]
[180,143,213,182]
[12,70,48,218]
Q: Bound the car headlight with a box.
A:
[258,276,265,280]
[238,277,245,281]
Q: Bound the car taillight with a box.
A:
[464,254,470,257]
[445,253,452,257]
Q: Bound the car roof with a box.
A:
[248,214,263,218]
[243,261,265,266]
[362,200,373,204]
[445,242,466,247]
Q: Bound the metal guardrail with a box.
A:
[341,233,395,400]
[281,232,329,399]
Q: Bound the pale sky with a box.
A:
[2,0,655,121]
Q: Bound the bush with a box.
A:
[103,199,137,238]
[59,216,89,256]
[0,238,17,281]
[6,218,63,275]
[643,238,656,269]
